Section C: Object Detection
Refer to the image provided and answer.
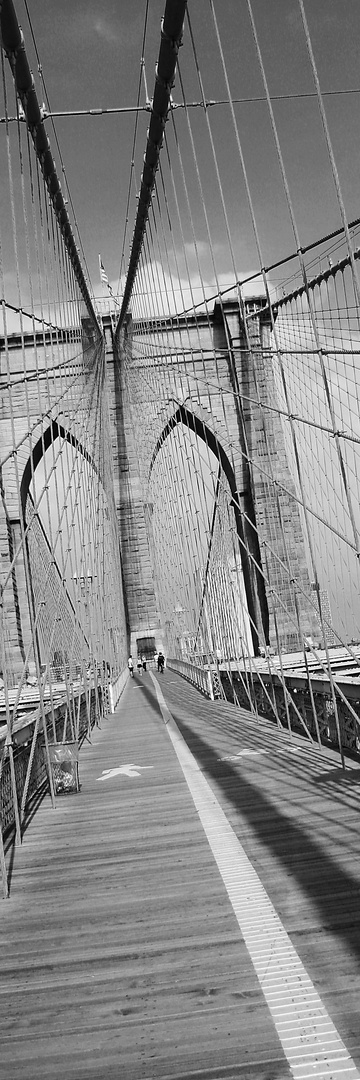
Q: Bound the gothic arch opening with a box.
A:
[149,404,269,657]
[19,420,126,681]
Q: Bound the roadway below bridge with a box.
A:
[1,670,360,1079]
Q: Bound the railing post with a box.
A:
[0,754,9,898]
[207,669,214,701]
[0,825,8,899]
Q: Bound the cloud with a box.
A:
[96,261,268,324]
[93,18,120,46]
[90,8,147,52]
[60,6,146,56]
[284,7,341,33]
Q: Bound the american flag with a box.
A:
[99,255,110,288]
[98,255,120,309]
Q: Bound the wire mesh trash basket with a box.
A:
[48,742,80,795]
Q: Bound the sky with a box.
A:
[7,0,360,308]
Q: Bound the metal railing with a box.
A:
[0,686,101,896]
[220,667,360,760]
[167,656,360,763]
[166,658,215,699]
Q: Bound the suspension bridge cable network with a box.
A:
[3,0,360,916]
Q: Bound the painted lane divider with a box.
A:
[150,671,360,1080]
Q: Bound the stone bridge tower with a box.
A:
[108,299,318,657]
[1,322,126,686]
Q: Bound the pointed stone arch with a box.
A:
[20,419,95,519]
[149,403,270,655]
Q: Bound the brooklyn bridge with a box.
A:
[1,0,360,1076]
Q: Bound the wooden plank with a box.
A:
[0,669,360,1078]
[159,672,360,1073]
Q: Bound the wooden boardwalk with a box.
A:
[1,669,360,1079]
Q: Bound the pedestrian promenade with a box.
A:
[1,668,360,1079]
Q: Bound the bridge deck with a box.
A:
[1,670,360,1080]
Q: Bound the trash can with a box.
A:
[48,741,80,794]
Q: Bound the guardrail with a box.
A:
[110,667,129,711]
[0,686,101,897]
[166,658,215,699]
[0,664,132,897]
[166,657,360,762]
[220,667,360,761]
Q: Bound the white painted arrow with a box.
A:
[219,748,269,761]
[96,764,154,780]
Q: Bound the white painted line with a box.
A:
[150,672,360,1080]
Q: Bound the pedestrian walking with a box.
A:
[157,651,165,674]
[128,656,134,678]
[142,655,147,673]
[137,657,143,676]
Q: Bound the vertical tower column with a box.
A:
[108,323,163,656]
[220,297,319,653]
